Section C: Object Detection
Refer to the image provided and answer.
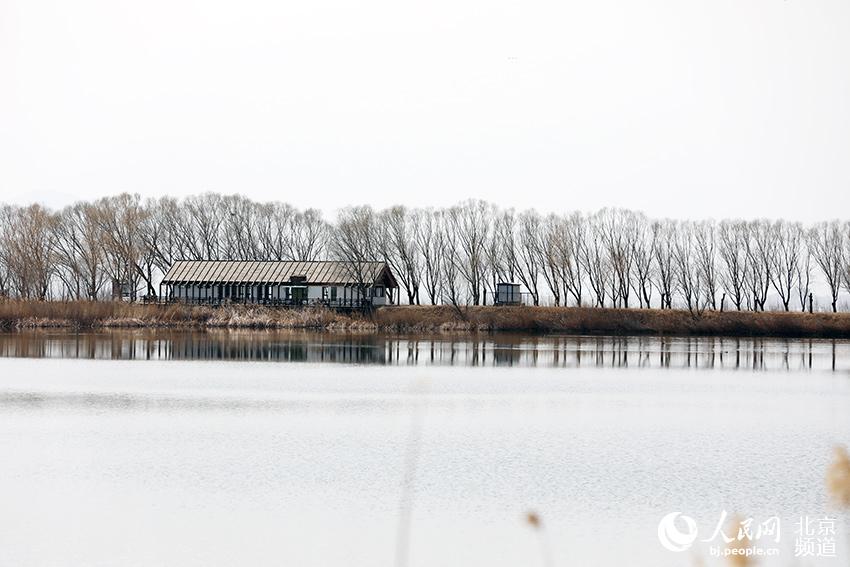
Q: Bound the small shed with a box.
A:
[111,278,133,301]
[495,282,522,305]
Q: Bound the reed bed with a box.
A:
[1,300,850,337]
[373,305,850,338]
[0,300,361,330]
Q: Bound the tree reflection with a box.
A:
[0,331,847,372]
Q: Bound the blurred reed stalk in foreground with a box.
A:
[827,446,850,508]
[826,445,850,563]
[394,379,429,567]
[725,514,753,567]
[525,511,554,567]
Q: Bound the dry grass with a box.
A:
[372,305,850,338]
[0,300,369,330]
[1,300,850,337]
[0,300,210,329]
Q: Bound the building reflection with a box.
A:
[0,331,846,372]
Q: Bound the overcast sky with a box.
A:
[1,0,848,222]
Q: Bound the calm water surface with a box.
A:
[0,330,849,566]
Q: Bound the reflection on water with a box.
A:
[1,338,849,567]
[0,330,847,371]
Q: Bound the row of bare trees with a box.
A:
[1,194,849,312]
[0,194,326,301]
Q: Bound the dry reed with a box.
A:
[826,445,850,508]
[724,515,754,567]
[372,305,850,337]
[1,300,850,337]
[524,510,554,567]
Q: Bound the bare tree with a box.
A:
[693,221,719,310]
[292,208,327,260]
[332,206,384,303]
[221,195,261,260]
[487,210,517,303]
[3,192,850,315]
[809,221,844,312]
[514,210,543,306]
[93,194,154,300]
[555,213,585,306]
[0,253,8,298]
[844,222,850,301]
[439,220,466,309]
[767,221,803,311]
[52,202,107,299]
[841,221,850,302]
[597,209,636,308]
[795,236,813,313]
[652,220,676,309]
[673,222,705,315]
[184,193,227,259]
[580,213,610,307]
[139,197,185,289]
[0,204,57,299]
[414,208,443,305]
[630,213,655,308]
[382,206,422,304]
[539,214,564,307]
[255,202,297,260]
[744,220,772,311]
[445,200,491,305]
[0,206,12,298]
[718,220,749,311]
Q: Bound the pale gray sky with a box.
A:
[1,0,848,221]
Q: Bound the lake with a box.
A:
[0,330,848,566]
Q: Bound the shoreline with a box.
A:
[1,301,850,338]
